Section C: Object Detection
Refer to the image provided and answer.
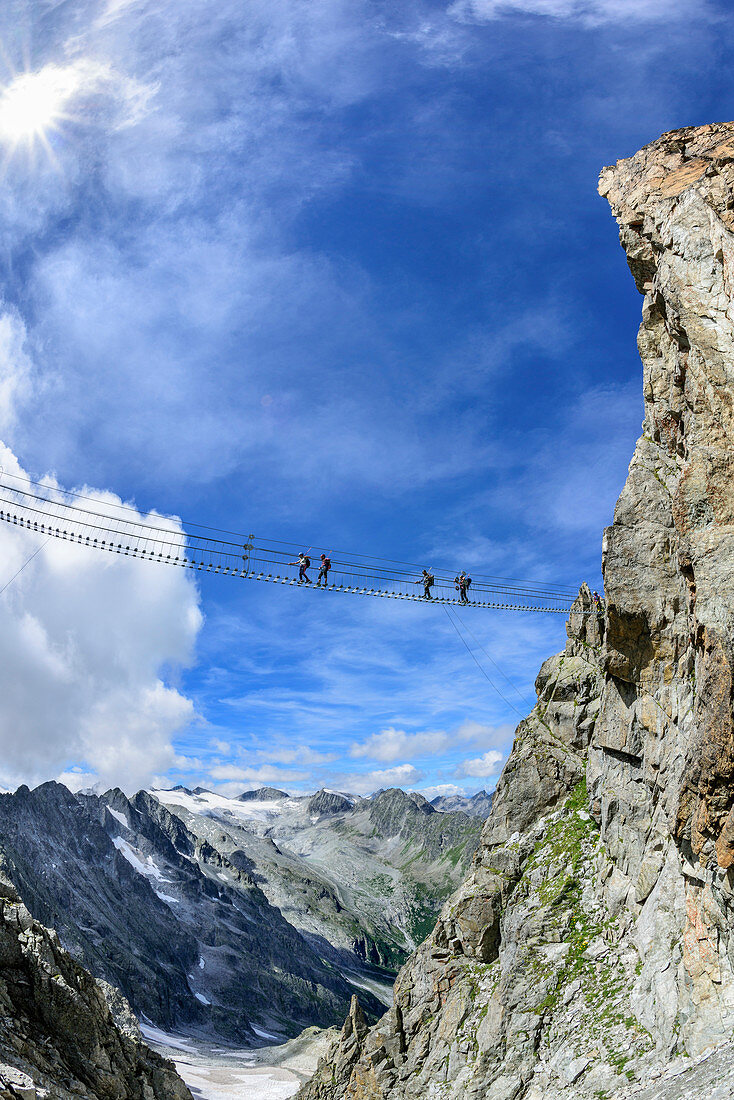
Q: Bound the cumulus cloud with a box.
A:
[455,749,503,778]
[350,727,453,762]
[332,764,425,796]
[416,783,468,800]
[350,721,509,762]
[0,445,202,792]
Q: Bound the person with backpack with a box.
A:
[289,552,312,583]
[415,569,435,599]
[316,553,331,586]
[458,571,471,603]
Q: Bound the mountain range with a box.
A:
[0,781,484,1045]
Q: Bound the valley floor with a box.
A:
[143,1024,336,1100]
[144,1023,734,1100]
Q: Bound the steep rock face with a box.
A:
[309,791,356,817]
[594,121,734,1058]
[0,873,191,1100]
[297,122,734,1099]
[239,787,290,802]
[429,791,493,818]
[299,591,605,1099]
[367,789,479,864]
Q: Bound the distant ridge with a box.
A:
[429,789,493,818]
[238,786,289,802]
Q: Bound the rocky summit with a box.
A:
[297,122,734,1099]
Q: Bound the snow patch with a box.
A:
[252,1024,281,1041]
[155,891,179,905]
[152,787,289,827]
[112,836,171,883]
[107,807,128,829]
[194,992,211,1005]
[322,789,354,803]
[199,956,206,969]
[140,1022,197,1052]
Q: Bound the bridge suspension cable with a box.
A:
[0,473,586,613]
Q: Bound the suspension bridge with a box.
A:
[0,472,583,613]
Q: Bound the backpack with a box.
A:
[426,574,434,586]
[323,557,331,570]
[303,556,311,568]
[465,576,472,589]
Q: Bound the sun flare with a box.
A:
[0,65,82,147]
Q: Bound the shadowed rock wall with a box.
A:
[0,873,192,1100]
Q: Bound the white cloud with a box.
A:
[455,749,504,778]
[0,445,202,793]
[95,0,145,28]
[331,763,425,796]
[0,308,33,435]
[207,764,309,784]
[0,1,499,502]
[416,783,468,800]
[448,0,702,26]
[350,726,452,762]
[56,767,98,792]
[255,744,338,766]
[350,720,511,762]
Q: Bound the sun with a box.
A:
[0,65,82,149]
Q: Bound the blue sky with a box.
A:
[0,0,730,796]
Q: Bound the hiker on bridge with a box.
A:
[316,553,331,586]
[289,552,312,583]
[456,571,471,603]
[416,569,434,599]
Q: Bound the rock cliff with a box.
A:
[297,122,734,1099]
[0,872,191,1100]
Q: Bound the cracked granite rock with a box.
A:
[297,122,734,1099]
[0,872,191,1100]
